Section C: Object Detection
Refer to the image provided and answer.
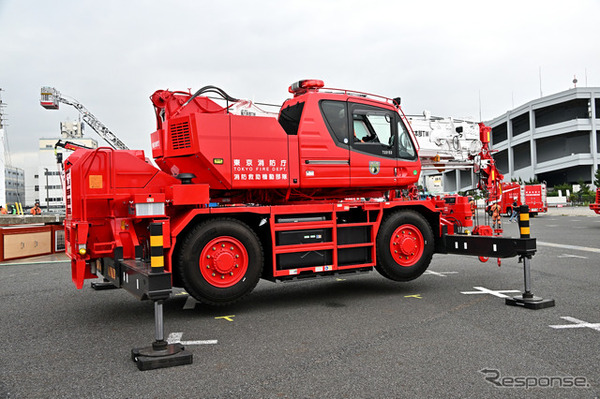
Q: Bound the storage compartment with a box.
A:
[276,249,333,269]
[338,247,371,266]
[276,214,328,223]
[337,225,371,245]
[276,228,331,246]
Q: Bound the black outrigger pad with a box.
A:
[131,343,193,371]
[506,295,555,310]
[91,281,118,290]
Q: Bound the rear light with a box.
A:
[288,79,325,95]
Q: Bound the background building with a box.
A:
[488,87,600,187]
[0,89,25,210]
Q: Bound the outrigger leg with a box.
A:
[505,205,555,309]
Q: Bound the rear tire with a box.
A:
[375,210,434,281]
[176,218,263,306]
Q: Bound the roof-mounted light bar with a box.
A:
[288,79,325,95]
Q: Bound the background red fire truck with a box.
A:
[486,182,548,217]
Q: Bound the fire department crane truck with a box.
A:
[50,80,543,308]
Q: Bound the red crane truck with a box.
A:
[61,80,535,306]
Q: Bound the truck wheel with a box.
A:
[375,210,434,281]
[176,218,263,306]
[505,207,512,218]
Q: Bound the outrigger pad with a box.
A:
[131,343,193,371]
[505,295,555,310]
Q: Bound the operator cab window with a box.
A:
[351,104,395,158]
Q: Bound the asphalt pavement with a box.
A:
[1,210,599,398]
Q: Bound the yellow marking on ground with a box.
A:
[404,294,422,299]
[215,315,235,322]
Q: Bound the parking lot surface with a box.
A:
[1,209,599,398]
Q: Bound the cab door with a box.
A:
[349,103,397,188]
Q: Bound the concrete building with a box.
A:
[5,166,25,206]
[0,90,25,210]
[488,87,600,187]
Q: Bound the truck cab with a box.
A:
[284,80,420,194]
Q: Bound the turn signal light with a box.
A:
[79,248,87,256]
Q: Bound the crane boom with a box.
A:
[40,87,129,150]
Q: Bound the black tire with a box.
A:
[505,207,512,218]
[375,210,434,281]
[175,218,263,306]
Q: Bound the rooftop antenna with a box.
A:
[539,67,543,97]
[573,75,578,88]
[478,90,482,121]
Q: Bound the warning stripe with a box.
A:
[150,235,163,247]
[149,222,164,272]
[151,255,164,268]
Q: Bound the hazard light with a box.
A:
[288,79,325,95]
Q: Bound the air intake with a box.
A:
[170,120,192,150]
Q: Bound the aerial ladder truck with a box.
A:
[40,87,128,150]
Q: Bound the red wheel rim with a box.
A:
[200,236,248,287]
[389,224,424,267]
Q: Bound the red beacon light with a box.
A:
[288,79,325,96]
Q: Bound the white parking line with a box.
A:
[167,332,218,345]
[424,270,458,277]
[460,286,521,298]
[549,317,600,332]
[537,241,600,253]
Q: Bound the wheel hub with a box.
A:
[213,251,235,274]
[200,236,248,287]
[390,224,424,267]
[398,235,418,255]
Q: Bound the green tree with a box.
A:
[594,169,600,188]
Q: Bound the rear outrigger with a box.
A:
[60,80,542,306]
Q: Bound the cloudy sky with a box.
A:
[1,0,598,168]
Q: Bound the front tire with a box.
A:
[375,210,434,281]
[176,218,263,306]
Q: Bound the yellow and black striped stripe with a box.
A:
[518,205,530,238]
[149,223,164,272]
